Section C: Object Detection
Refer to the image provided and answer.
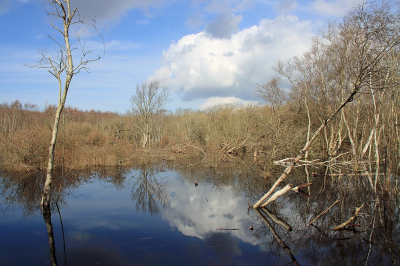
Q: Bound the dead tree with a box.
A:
[27,0,101,208]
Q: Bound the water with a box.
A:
[1,165,268,265]
[1,164,399,265]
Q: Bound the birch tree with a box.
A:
[29,0,101,208]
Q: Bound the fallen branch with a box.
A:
[332,203,364,231]
[220,142,233,152]
[253,88,359,208]
[309,198,342,225]
[227,137,250,154]
[216,228,239,230]
[261,184,293,207]
[274,158,320,167]
[317,173,385,177]
[291,183,312,191]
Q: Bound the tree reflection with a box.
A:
[130,164,169,214]
[248,165,400,265]
[42,204,58,266]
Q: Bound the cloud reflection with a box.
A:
[161,176,258,246]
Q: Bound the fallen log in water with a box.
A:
[261,184,293,207]
[332,203,364,231]
[255,183,312,208]
[253,89,362,208]
[274,158,320,167]
[291,183,312,191]
[309,198,342,225]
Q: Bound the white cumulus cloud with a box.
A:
[199,96,257,110]
[151,14,313,102]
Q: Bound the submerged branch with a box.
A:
[309,198,342,225]
[332,203,365,231]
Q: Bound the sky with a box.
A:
[0,0,366,113]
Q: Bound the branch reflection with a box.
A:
[130,164,169,214]
[42,204,58,266]
[255,208,299,266]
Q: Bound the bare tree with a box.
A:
[255,76,286,112]
[28,0,101,208]
[131,81,170,148]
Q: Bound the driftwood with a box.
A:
[309,198,342,225]
[332,203,364,231]
[216,228,239,230]
[274,158,320,167]
[315,173,385,177]
[274,152,352,167]
[261,184,293,207]
[291,183,312,197]
[291,183,312,191]
[256,183,312,208]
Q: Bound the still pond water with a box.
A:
[0,163,399,265]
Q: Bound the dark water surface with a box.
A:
[1,163,399,265]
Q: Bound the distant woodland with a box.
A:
[1,1,399,175]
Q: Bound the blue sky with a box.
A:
[0,0,366,113]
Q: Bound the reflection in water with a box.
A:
[160,173,255,246]
[42,204,58,266]
[255,208,299,266]
[130,164,169,214]
[249,167,400,265]
[0,163,399,265]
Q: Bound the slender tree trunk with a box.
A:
[41,0,74,207]
[41,105,63,207]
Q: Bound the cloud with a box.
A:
[310,0,364,17]
[197,0,255,14]
[67,0,173,30]
[186,0,254,30]
[274,0,298,14]
[199,96,257,110]
[151,15,313,102]
[205,13,242,39]
[137,19,150,25]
